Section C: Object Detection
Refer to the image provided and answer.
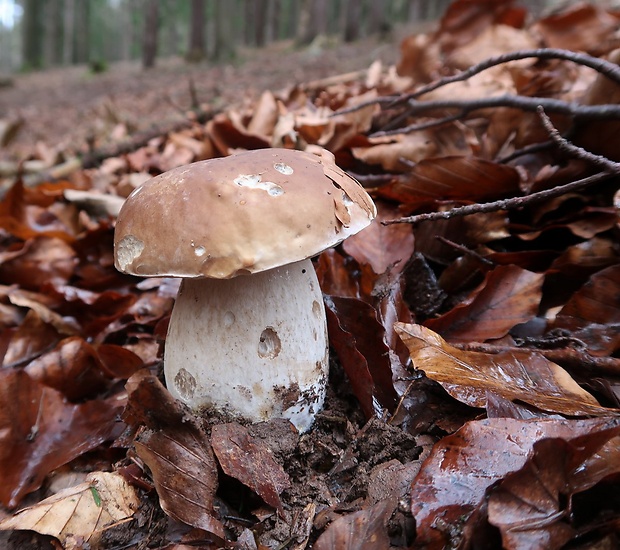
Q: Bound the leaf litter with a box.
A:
[1,0,620,547]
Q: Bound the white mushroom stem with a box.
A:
[164,258,328,433]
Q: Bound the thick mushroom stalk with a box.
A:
[166,258,327,433]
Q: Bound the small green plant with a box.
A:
[89,59,108,74]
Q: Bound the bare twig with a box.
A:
[385,109,620,225]
[334,48,620,118]
[536,106,620,171]
[373,96,620,137]
[81,107,218,169]
[435,237,495,267]
[497,140,554,163]
[390,48,620,108]
[383,171,615,225]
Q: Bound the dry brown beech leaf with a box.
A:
[395,323,613,416]
[134,429,223,539]
[314,499,395,550]
[550,264,620,356]
[211,422,290,516]
[342,201,415,275]
[425,265,544,343]
[0,471,139,550]
[384,155,521,206]
[124,371,224,539]
[0,369,125,508]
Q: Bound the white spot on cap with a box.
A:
[194,245,206,257]
[274,162,293,175]
[234,173,284,196]
[234,173,262,187]
[267,184,284,196]
[116,235,144,271]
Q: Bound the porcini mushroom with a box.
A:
[114,148,376,432]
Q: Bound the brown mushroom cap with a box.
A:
[114,148,376,279]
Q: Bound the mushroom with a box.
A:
[114,148,376,432]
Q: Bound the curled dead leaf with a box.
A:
[395,323,613,416]
[0,471,140,550]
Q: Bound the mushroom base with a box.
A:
[164,258,329,433]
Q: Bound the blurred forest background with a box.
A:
[0,0,584,74]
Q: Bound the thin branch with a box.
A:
[389,48,620,108]
[81,107,218,169]
[334,48,620,118]
[383,171,615,225]
[496,140,554,164]
[373,96,620,137]
[435,237,495,267]
[385,110,620,225]
[536,106,620,171]
[382,112,464,134]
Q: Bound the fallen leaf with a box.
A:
[134,429,223,538]
[487,430,620,550]
[0,369,125,508]
[0,236,77,290]
[326,296,399,419]
[211,422,290,515]
[2,309,64,367]
[410,416,620,549]
[247,90,279,138]
[548,264,620,356]
[314,499,395,550]
[0,180,75,241]
[125,371,224,539]
[436,0,527,55]
[425,265,544,342]
[342,201,415,275]
[532,3,618,55]
[387,156,521,206]
[25,336,111,400]
[0,471,140,550]
[395,323,611,416]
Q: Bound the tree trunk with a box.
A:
[187,0,206,62]
[213,0,235,61]
[313,0,328,37]
[43,0,62,66]
[283,0,299,39]
[142,0,159,69]
[21,0,43,69]
[254,0,268,47]
[119,0,135,60]
[62,0,75,64]
[368,0,389,37]
[244,0,255,45]
[341,0,361,42]
[297,0,328,45]
[73,0,89,64]
[408,0,423,21]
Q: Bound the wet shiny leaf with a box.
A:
[410,416,620,549]
[395,323,611,416]
[425,265,544,342]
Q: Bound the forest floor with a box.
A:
[1,4,620,548]
[1,33,404,161]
